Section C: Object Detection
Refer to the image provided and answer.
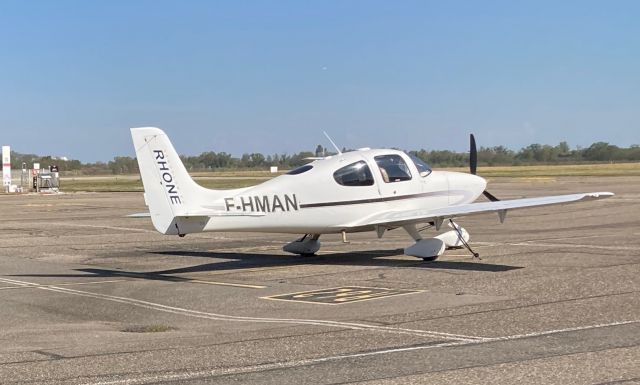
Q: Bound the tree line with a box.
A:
[410,141,640,167]
[10,141,640,175]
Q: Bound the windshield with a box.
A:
[408,154,432,177]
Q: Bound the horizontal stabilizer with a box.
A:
[202,211,266,217]
[127,212,151,218]
[127,210,265,218]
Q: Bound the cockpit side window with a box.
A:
[374,155,412,183]
[408,154,432,177]
[333,161,375,186]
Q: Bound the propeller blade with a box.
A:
[470,134,477,175]
[483,190,500,202]
[471,134,500,202]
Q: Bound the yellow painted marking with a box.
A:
[0,276,265,290]
[74,271,267,289]
[113,271,266,289]
[0,279,127,290]
[189,280,266,289]
[183,264,304,277]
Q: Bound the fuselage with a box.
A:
[193,149,487,234]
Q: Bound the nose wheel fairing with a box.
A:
[402,221,473,260]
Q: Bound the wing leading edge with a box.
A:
[347,192,614,228]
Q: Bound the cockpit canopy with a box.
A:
[331,152,431,187]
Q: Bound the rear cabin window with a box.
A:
[286,164,313,175]
[333,161,375,186]
[374,154,412,183]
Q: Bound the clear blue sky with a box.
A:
[1,1,638,162]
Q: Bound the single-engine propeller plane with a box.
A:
[130,127,613,260]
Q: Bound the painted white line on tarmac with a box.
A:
[485,320,640,341]
[81,319,640,385]
[46,222,157,234]
[0,277,483,342]
[508,241,638,251]
[474,240,638,251]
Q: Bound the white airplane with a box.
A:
[130,127,613,260]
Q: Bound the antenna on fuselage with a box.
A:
[323,131,343,155]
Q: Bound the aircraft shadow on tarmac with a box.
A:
[9,249,522,282]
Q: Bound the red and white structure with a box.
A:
[2,145,10,190]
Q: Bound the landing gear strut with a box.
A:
[448,219,480,260]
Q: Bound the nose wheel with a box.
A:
[403,221,481,260]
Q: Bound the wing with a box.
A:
[346,192,614,228]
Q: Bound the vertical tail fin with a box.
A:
[131,127,211,234]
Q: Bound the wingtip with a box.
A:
[587,192,615,199]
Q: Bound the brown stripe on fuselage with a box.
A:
[299,191,451,209]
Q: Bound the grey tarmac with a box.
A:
[0,176,638,384]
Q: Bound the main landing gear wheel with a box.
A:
[421,256,439,262]
[283,234,321,256]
